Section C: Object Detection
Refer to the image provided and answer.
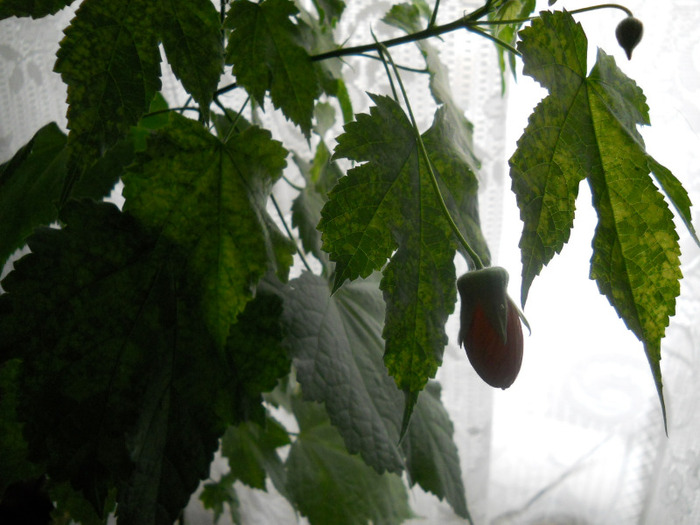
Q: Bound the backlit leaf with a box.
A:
[511,11,692,424]
[320,95,484,393]
[225,0,321,136]
[55,0,162,167]
[123,113,294,348]
[159,0,223,119]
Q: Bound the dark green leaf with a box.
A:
[286,398,414,525]
[0,0,73,19]
[221,417,290,492]
[403,382,470,520]
[123,113,294,348]
[50,481,115,525]
[0,360,42,496]
[0,123,68,268]
[226,290,292,423]
[0,200,238,522]
[282,272,404,473]
[225,0,321,136]
[200,473,241,525]
[511,11,690,425]
[159,0,223,119]
[55,0,162,167]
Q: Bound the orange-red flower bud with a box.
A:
[457,267,524,389]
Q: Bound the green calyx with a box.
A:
[457,266,509,344]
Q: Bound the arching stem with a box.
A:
[374,41,485,270]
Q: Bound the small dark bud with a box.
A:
[457,267,525,389]
[615,16,644,60]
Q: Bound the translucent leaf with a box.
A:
[488,0,537,88]
[510,11,694,426]
[123,114,294,348]
[225,0,321,136]
[320,96,484,393]
[159,0,223,119]
[55,0,162,166]
[291,142,342,272]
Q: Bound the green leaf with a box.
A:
[55,0,162,167]
[225,0,321,136]
[221,417,290,492]
[123,113,294,348]
[282,272,404,473]
[286,398,414,525]
[200,473,241,525]
[0,200,237,521]
[0,0,73,19]
[382,0,451,106]
[510,10,621,303]
[225,289,292,423]
[0,123,68,268]
[422,106,489,264]
[0,360,42,496]
[291,143,342,271]
[0,115,155,270]
[511,11,689,424]
[320,96,483,393]
[311,0,345,25]
[50,482,116,525]
[159,0,223,119]
[403,382,470,520]
[488,0,537,89]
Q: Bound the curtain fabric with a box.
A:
[1,1,698,524]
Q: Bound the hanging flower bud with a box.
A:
[457,267,525,389]
[615,16,644,60]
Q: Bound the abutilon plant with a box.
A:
[457,267,526,390]
[0,0,696,522]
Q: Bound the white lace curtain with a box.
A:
[1,1,699,524]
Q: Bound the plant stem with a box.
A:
[356,53,429,74]
[376,43,485,270]
[310,3,634,63]
[568,3,632,17]
[270,194,313,273]
[428,0,441,28]
[466,24,520,56]
[310,17,469,62]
